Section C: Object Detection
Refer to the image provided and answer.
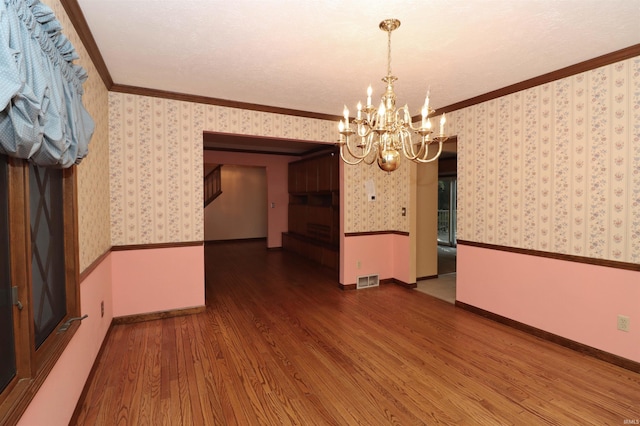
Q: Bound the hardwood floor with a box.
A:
[72,241,640,425]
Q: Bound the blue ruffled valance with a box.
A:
[0,0,94,168]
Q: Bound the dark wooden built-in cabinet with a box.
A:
[282,151,339,271]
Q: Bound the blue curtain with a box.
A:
[0,0,94,168]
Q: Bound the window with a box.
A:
[0,155,81,425]
[0,158,15,394]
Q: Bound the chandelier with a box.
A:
[337,18,448,172]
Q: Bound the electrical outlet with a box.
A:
[101,300,104,318]
[617,315,630,332]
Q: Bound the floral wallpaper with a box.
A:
[450,57,640,264]
[45,0,111,271]
[108,57,639,264]
[108,93,336,245]
[342,155,410,233]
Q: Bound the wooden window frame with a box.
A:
[0,158,81,425]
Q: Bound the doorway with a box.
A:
[203,165,268,242]
[415,158,458,304]
[437,177,456,275]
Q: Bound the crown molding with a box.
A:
[435,43,640,115]
[60,0,113,88]
[110,84,341,121]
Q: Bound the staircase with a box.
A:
[204,164,222,207]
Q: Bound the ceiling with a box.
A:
[75,0,639,154]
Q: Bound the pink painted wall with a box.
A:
[204,150,296,248]
[457,244,640,362]
[111,245,205,317]
[18,254,113,426]
[342,234,411,285]
[392,233,412,284]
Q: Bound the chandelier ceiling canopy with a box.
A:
[338,18,448,172]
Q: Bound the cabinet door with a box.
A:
[289,161,307,193]
[288,204,307,235]
[306,160,318,192]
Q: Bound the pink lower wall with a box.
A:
[111,245,205,317]
[18,254,113,426]
[393,234,412,284]
[457,244,640,362]
[342,233,411,285]
[20,245,204,424]
[203,150,296,248]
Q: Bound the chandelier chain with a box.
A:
[387,29,392,77]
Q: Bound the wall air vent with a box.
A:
[357,274,380,289]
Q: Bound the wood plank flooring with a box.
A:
[72,241,640,425]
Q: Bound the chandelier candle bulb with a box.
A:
[338,121,346,143]
[377,102,386,128]
[357,102,362,120]
[440,113,446,135]
[343,106,350,129]
[367,85,372,107]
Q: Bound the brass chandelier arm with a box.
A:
[355,122,375,139]
[399,131,426,160]
[339,144,366,165]
[404,139,445,164]
[339,137,379,165]
[363,151,377,165]
[341,132,374,160]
